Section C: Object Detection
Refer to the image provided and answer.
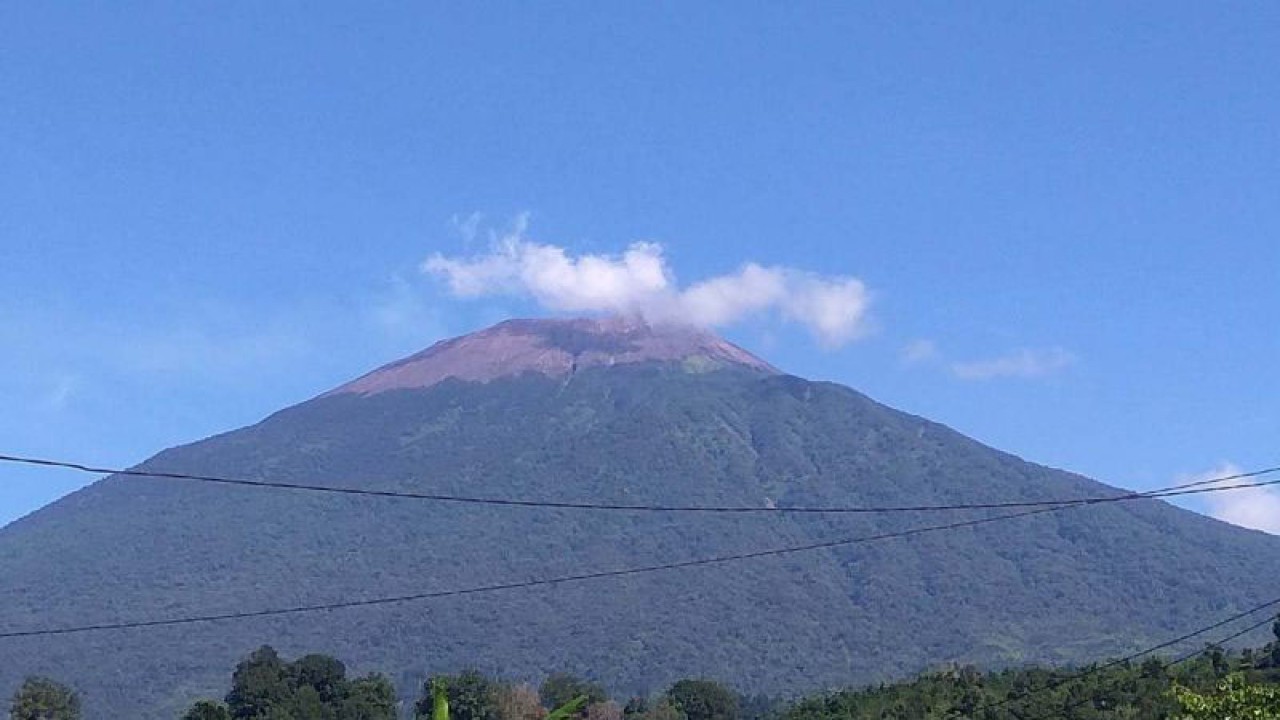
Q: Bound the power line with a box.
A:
[1168,613,1279,665]
[3,459,1275,719]
[1017,611,1280,720]
[4,452,1277,646]
[953,597,1280,718]
[2,452,1278,515]
[0,503,1082,639]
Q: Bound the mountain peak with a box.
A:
[329,316,779,395]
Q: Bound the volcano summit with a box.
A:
[1,318,1277,718]
[331,317,778,395]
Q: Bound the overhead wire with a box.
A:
[951,597,1280,718]
[0,503,1084,638]
[4,456,1278,720]
[1,452,1277,515]
[1016,611,1280,720]
[4,455,1278,685]
[1167,612,1279,665]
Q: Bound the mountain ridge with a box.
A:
[1,319,1277,718]
[329,316,778,396]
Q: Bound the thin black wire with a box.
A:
[955,599,1280,718]
[0,504,1080,639]
[1167,613,1278,665]
[2,452,1277,514]
[1017,612,1280,720]
[2,459,1274,720]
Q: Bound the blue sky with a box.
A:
[2,3,1277,529]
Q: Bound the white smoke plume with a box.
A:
[423,223,871,347]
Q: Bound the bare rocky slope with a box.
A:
[1,318,1277,718]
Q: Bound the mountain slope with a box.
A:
[0,318,1276,718]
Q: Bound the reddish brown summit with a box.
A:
[329,316,779,396]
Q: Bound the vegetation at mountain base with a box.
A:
[414,671,497,720]
[15,621,1278,719]
[164,647,737,720]
[782,653,1280,720]
[1172,674,1280,720]
[540,674,608,711]
[174,645,396,720]
[9,677,80,720]
[666,680,739,720]
[775,618,1280,719]
[5,357,1280,717]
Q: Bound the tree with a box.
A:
[737,694,778,720]
[417,671,498,720]
[1273,615,1280,667]
[1140,657,1167,679]
[226,646,292,719]
[10,677,81,720]
[584,702,622,720]
[640,699,682,720]
[182,700,232,720]
[337,674,398,720]
[496,683,546,720]
[545,696,589,720]
[622,697,648,719]
[428,679,450,720]
[541,674,608,712]
[186,647,398,720]
[279,685,331,720]
[667,680,737,720]
[1205,645,1231,678]
[293,654,348,704]
[1173,674,1280,719]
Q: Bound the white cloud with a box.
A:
[450,211,484,245]
[1188,462,1280,535]
[901,339,938,364]
[43,375,79,411]
[950,347,1075,380]
[422,222,872,347]
[781,275,873,348]
[678,263,788,327]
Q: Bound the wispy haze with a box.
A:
[951,347,1076,381]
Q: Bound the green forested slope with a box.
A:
[1,364,1278,718]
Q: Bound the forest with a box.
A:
[9,365,1280,719]
[9,617,1279,719]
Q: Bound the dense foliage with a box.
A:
[14,628,1280,719]
[782,628,1280,720]
[1173,674,1280,719]
[4,363,1280,717]
[414,671,498,720]
[169,648,742,720]
[178,645,396,720]
[9,677,80,720]
[667,681,739,720]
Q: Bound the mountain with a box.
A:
[1,317,1277,718]
[329,316,779,394]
